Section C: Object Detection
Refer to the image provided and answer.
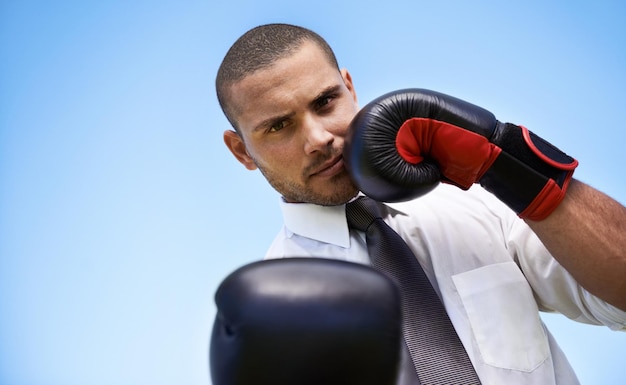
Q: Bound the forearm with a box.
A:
[526,179,626,311]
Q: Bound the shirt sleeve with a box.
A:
[499,197,626,331]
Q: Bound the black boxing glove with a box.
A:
[209,258,402,385]
[344,88,578,220]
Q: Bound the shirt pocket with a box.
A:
[452,261,549,372]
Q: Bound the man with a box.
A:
[215,23,626,384]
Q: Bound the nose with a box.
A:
[303,115,334,154]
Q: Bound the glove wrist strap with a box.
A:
[480,124,577,220]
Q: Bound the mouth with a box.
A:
[310,155,345,178]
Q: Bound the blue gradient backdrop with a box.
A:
[1,1,625,384]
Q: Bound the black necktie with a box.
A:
[346,197,481,385]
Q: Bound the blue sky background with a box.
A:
[1,0,625,384]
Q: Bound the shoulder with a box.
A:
[386,184,533,268]
[264,225,291,260]
[388,183,518,225]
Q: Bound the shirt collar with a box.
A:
[279,194,409,248]
[279,199,352,248]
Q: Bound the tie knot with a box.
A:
[346,196,383,232]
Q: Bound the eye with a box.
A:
[317,96,331,108]
[315,96,333,110]
[268,120,286,133]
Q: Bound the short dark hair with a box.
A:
[216,23,339,131]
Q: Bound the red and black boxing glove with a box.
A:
[210,258,402,385]
[344,88,578,221]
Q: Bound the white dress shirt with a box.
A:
[264,184,626,385]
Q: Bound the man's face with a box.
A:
[223,41,360,205]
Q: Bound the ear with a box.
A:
[340,68,358,105]
[223,130,258,170]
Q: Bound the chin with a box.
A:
[315,179,359,206]
[275,172,358,206]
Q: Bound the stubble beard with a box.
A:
[254,152,359,206]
